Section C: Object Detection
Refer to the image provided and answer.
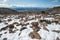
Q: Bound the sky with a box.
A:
[0,0,60,8]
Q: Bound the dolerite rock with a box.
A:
[31,25,40,32]
[20,27,27,31]
[8,24,14,29]
[31,22,41,32]
[56,37,60,40]
[4,22,8,25]
[43,26,49,31]
[3,38,7,40]
[9,29,16,33]
[40,20,52,24]
[2,24,16,33]
[13,22,19,24]
[52,30,60,33]
[29,32,41,39]
[4,32,7,34]
[0,20,2,23]
[29,22,41,39]
[7,19,12,22]
[8,24,16,33]
[0,24,14,31]
[31,22,38,26]
[0,34,2,37]
[0,26,8,31]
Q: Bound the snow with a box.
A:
[20,29,32,40]
[44,18,54,21]
[47,23,60,30]
[0,23,7,29]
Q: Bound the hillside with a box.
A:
[48,6,60,14]
[0,8,18,15]
[0,6,60,15]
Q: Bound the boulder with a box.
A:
[29,32,41,39]
[3,38,7,40]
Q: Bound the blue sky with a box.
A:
[0,0,60,8]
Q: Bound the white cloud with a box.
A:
[3,0,7,2]
[0,4,12,7]
[0,4,40,7]
[0,0,7,3]
[12,4,40,7]
[52,0,59,2]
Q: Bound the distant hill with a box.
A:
[0,7,49,15]
[11,7,48,12]
[0,8,18,15]
[48,6,60,14]
[53,6,60,10]
[0,6,60,15]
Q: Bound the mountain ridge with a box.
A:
[0,6,60,15]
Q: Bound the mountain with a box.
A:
[0,6,60,15]
[48,6,60,14]
[0,7,18,15]
[11,7,48,12]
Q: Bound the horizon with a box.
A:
[0,0,60,8]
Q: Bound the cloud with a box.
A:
[0,4,12,7]
[0,0,7,3]
[1,3,58,8]
[0,4,40,7]
[12,4,40,7]
[52,0,59,2]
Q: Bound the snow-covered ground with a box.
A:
[0,15,60,40]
